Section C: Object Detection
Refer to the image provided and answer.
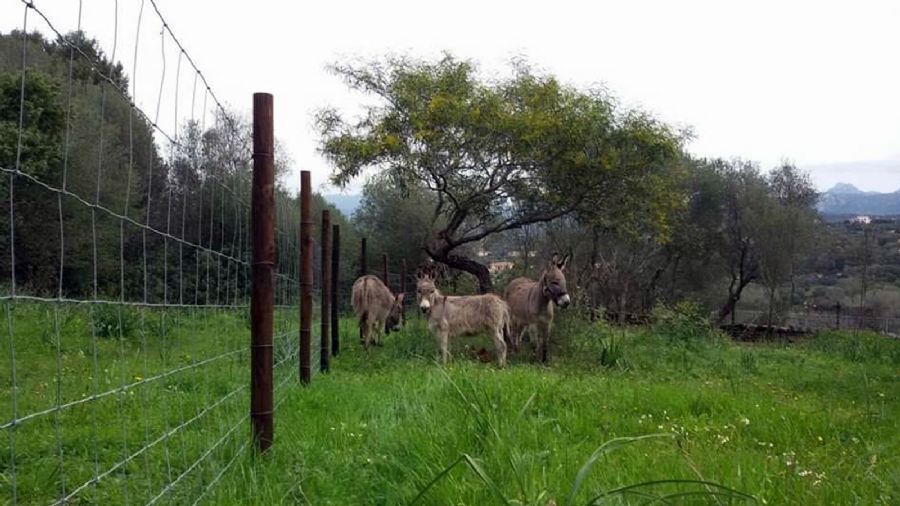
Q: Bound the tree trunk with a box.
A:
[717,276,754,325]
[766,287,776,338]
[718,294,741,325]
[429,249,493,293]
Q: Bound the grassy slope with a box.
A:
[2,304,898,505]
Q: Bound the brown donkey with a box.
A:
[415,264,509,368]
[504,253,571,363]
[351,274,405,349]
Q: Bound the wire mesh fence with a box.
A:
[731,309,900,336]
[0,1,328,504]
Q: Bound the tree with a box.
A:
[756,202,792,329]
[317,55,682,292]
[767,163,819,303]
[714,159,769,324]
[354,173,436,271]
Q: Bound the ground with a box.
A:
[2,303,898,504]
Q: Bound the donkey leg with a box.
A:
[508,323,522,353]
[540,321,552,364]
[438,330,450,365]
[493,328,508,369]
[525,324,539,361]
[364,319,374,350]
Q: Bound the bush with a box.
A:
[651,301,712,343]
[91,304,137,338]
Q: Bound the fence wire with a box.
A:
[1,1,316,504]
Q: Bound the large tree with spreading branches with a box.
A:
[317,55,683,292]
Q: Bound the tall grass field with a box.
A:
[2,302,898,504]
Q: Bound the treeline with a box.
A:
[0,30,359,304]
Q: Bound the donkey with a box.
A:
[504,253,571,363]
[415,264,509,368]
[351,274,405,349]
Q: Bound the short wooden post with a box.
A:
[299,171,312,384]
[835,302,841,330]
[331,224,340,356]
[250,92,274,452]
[400,258,407,313]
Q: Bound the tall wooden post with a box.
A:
[331,224,340,356]
[299,171,312,384]
[359,237,366,344]
[320,210,331,373]
[383,253,389,289]
[250,92,274,452]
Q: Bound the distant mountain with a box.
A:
[818,183,900,215]
[323,194,362,218]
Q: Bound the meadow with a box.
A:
[2,303,898,505]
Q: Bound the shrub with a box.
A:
[91,304,137,338]
[651,301,712,343]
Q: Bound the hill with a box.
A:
[817,183,900,215]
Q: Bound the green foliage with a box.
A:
[652,301,713,343]
[0,70,64,176]
[739,350,759,373]
[318,55,684,290]
[598,332,627,369]
[354,173,435,270]
[90,304,137,338]
[807,330,900,364]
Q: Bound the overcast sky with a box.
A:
[3,0,899,193]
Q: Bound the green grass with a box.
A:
[2,304,899,505]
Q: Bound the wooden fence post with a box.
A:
[835,302,841,330]
[383,253,389,289]
[300,171,312,384]
[400,258,407,315]
[331,224,340,356]
[360,237,367,277]
[320,210,331,373]
[250,92,274,452]
[359,237,366,344]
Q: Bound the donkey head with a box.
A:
[541,252,571,308]
[415,263,441,314]
[384,292,405,333]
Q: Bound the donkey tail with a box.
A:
[501,306,512,348]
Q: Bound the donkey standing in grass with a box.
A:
[504,253,571,363]
[415,264,509,368]
[351,274,405,349]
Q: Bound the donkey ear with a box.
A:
[396,292,405,303]
[559,253,571,270]
[550,252,562,268]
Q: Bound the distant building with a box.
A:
[851,215,872,224]
[489,261,515,274]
